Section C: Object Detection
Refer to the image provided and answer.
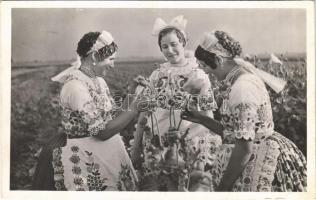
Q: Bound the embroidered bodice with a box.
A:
[134,58,222,181]
[59,70,115,137]
[219,67,274,144]
[146,57,217,110]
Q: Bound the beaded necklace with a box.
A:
[218,65,245,114]
[79,65,101,94]
[221,65,244,87]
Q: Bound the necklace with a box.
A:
[221,66,243,86]
[79,65,101,94]
[218,66,246,115]
[80,65,96,78]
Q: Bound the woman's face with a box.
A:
[198,58,227,81]
[160,32,185,64]
[197,60,213,75]
[94,53,116,76]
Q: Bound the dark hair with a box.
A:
[76,32,100,57]
[194,45,219,69]
[76,31,118,61]
[158,27,186,50]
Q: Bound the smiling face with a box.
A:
[160,31,186,64]
[93,52,116,76]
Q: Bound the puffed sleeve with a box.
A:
[60,80,111,136]
[229,75,262,140]
[192,68,217,111]
[148,68,160,87]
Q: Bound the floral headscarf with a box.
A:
[51,30,115,83]
[197,30,286,93]
[199,30,242,58]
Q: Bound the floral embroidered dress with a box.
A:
[135,57,221,190]
[212,66,307,191]
[52,70,137,191]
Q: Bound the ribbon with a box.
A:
[234,58,286,93]
[152,15,187,36]
[51,55,81,83]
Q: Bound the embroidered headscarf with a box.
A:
[196,30,286,93]
[51,30,115,83]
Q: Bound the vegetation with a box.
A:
[10,57,306,189]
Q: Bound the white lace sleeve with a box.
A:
[229,75,262,140]
[148,68,160,86]
[60,80,111,136]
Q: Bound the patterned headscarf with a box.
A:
[199,31,242,58]
[197,30,286,93]
[51,30,115,83]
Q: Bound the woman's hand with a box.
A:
[127,79,139,94]
[181,109,224,137]
[130,96,157,113]
[188,170,213,191]
[216,138,253,191]
[128,75,150,94]
[182,73,205,95]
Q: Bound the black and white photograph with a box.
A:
[0,1,315,200]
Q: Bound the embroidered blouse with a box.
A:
[220,67,275,143]
[60,70,115,138]
[146,57,217,111]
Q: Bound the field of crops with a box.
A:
[10,57,306,190]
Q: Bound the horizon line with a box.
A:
[11,52,307,66]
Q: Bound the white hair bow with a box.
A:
[152,15,187,36]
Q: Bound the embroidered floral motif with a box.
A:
[69,145,84,191]
[232,102,258,140]
[147,61,217,111]
[117,164,137,191]
[84,150,108,191]
[214,72,306,191]
[60,76,113,138]
[134,61,219,191]
[184,132,221,169]
[52,147,66,190]
[219,72,275,142]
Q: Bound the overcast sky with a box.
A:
[12,8,306,63]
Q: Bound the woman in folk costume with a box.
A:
[181,30,307,191]
[130,16,221,191]
[34,30,142,191]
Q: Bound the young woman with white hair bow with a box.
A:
[130,16,221,191]
[181,30,307,191]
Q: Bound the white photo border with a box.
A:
[1,1,315,200]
